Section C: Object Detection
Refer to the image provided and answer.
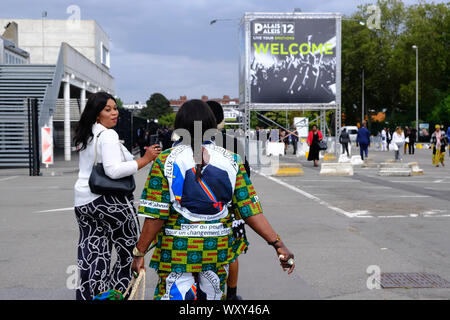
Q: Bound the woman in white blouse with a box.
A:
[392,126,405,161]
[73,92,160,300]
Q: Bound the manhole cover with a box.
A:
[381,273,450,288]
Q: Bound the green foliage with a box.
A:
[157,112,176,128]
[139,93,172,120]
[341,0,449,125]
[115,97,124,109]
[430,93,450,125]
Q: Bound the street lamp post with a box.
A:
[362,67,365,126]
[412,45,419,134]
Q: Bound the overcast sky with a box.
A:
[0,0,438,103]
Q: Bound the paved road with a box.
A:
[0,145,449,299]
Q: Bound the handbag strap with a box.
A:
[93,130,105,165]
[93,130,126,165]
[123,269,145,300]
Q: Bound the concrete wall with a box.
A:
[0,19,109,68]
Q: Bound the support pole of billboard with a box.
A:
[244,102,250,163]
[335,14,342,158]
[320,111,326,136]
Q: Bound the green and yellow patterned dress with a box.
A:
[138,146,262,300]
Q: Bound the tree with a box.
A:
[115,97,124,109]
[158,112,176,128]
[430,93,450,125]
[341,0,449,127]
[139,93,172,120]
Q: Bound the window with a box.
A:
[100,42,110,68]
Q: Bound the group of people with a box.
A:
[380,126,417,156]
[136,127,173,157]
[340,123,448,166]
[72,92,294,301]
[279,129,299,155]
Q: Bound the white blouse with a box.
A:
[74,122,138,207]
[392,132,405,144]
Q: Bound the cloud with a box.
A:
[1,0,441,102]
[113,49,236,102]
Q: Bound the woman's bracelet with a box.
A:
[267,234,281,247]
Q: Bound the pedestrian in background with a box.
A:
[307,124,323,167]
[447,125,450,156]
[392,126,405,161]
[381,127,387,151]
[431,124,447,167]
[404,126,411,154]
[138,130,150,157]
[291,129,299,155]
[339,128,351,157]
[386,128,392,151]
[356,121,371,161]
[72,92,161,300]
[409,127,417,155]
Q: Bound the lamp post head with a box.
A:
[412,45,417,49]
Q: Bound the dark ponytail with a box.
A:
[174,99,217,180]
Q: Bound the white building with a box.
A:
[0,19,115,165]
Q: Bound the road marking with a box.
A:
[255,170,450,220]
[35,207,74,213]
[0,176,18,182]
[391,180,450,184]
[396,195,430,198]
[377,215,408,218]
[255,170,354,218]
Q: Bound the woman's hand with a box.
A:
[131,256,145,276]
[275,242,295,274]
[144,144,161,162]
[137,144,161,169]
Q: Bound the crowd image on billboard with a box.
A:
[250,36,336,104]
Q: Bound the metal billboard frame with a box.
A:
[239,12,342,156]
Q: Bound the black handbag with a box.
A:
[89,131,136,196]
[318,140,328,151]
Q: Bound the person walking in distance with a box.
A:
[72,92,161,300]
[446,125,450,156]
[392,126,405,161]
[386,128,392,151]
[403,126,410,154]
[291,129,299,155]
[339,128,351,157]
[307,125,323,167]
[381,127,387,151]
[431,124,447,167]
[409,127,417,155]
[356,121,371,161]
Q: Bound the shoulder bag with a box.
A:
[318,140,328,151]
[89,131,136,196]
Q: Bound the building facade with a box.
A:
[0,18,115,165]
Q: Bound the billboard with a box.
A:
[244,15,338,104]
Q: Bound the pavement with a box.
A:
[0,144,450,300]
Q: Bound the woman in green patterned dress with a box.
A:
[131,99,295,300]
